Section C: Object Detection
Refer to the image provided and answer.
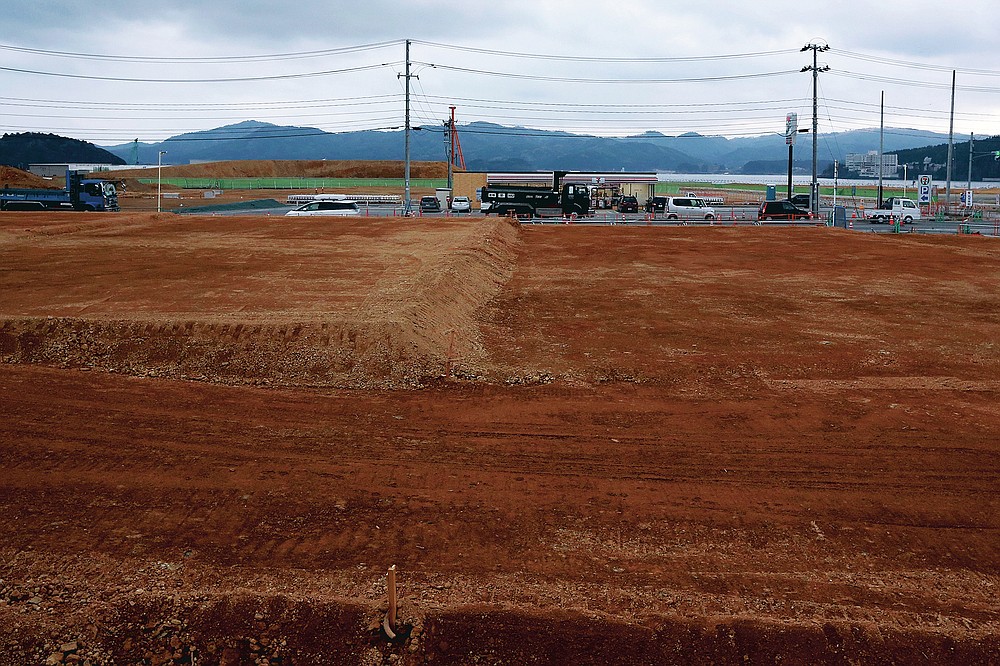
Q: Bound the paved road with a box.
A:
[184,201,1000,236]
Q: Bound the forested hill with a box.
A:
[892,135,1000,181]
[0,132,125,170]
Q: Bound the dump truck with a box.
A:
[1,170,120,212]
[481,171,590,218]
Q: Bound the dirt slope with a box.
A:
[111,159,452,180]
[0,165,59,189]
[0,213,998,664]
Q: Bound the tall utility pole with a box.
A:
[967,132,975,194]
[877,91,885,205]
[444,117,453,191]
[946,70,956,206]
[399,40,414,216]
[801,42,829,217]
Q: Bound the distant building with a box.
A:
[845,151,898,178]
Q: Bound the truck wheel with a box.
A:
[705,214,715,221]
[904,216,913,224]
[667,214,678,220]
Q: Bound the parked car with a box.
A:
[450,196,471,213]
[665,196,715,220]
[644,196,715,219]
[789,193,811,209]
[617,196,639,213]
[419,196,441,213]
[645,196,668,213]
[285,200,360,217]
[757,200,811,221]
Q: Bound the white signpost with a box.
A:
[785,113,797,145]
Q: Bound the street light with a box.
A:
[157,150,167,213]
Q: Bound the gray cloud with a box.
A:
[2,0,998,144]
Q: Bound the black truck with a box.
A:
[481,171,590,218]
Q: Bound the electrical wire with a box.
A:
[415,62,799,84]
[411,40,800,62]
[0,62,399,83]
[0,40,401,63]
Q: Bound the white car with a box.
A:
[285,200,360,217]
[665,196,715,221]
[450,196,471,213]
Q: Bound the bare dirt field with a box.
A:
[1,211,998,665]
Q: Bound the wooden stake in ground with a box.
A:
[387,564,397,632]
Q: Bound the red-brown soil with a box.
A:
[112,159,452,181]
[1,213,998,665]
[111,160,451,210]
[0,166,59,189]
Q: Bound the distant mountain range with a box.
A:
[98,121,953,175]
[0,123,962,175]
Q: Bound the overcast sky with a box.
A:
[3,0,999,153]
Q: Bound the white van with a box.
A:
[665,196,716,220]
[285,200,360,217]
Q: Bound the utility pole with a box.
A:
[444,117,453,191]
[967,132,974,195]
[801,42,830,218]
[399,40,415,216]
[877,91,884,205]
[946,70,956,207]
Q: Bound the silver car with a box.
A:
[285,200,361,217]
[450,196,471,213]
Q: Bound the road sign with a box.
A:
[918,185,931,204]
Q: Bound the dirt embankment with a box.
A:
[0,165,59,189]
[0,214,520,388]
[111,159,453,181]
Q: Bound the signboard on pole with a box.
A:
[785,113,797,145]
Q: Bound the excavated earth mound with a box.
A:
[1,213,998,665]
[0,213,517,388]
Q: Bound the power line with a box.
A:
[832,70,1000,94]
[415,63,799,84]
[411,40,800,62]
[0,40,401,63]
[0,62,399,83]
[833,49,1000,77]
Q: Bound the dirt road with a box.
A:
[1,213,998,664]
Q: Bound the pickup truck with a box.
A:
[866,197,921,224]
[686,191,725,205]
